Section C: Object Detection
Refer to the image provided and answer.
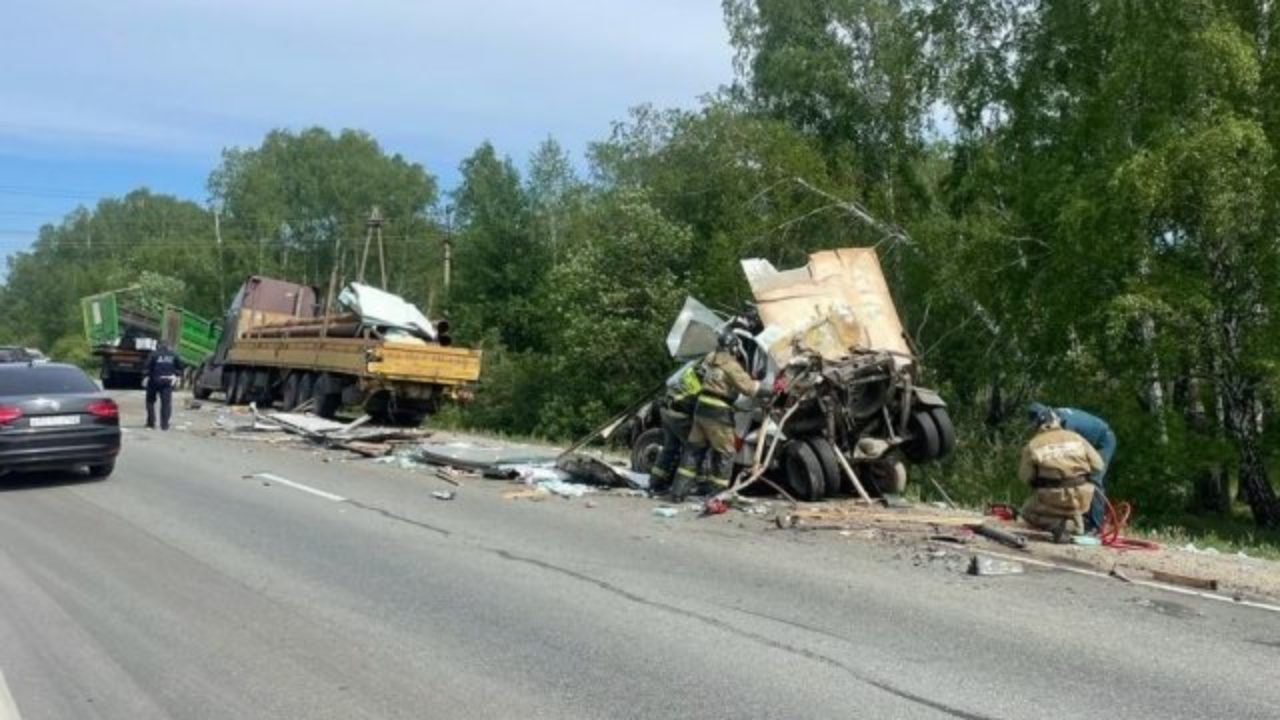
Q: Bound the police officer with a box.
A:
[670,330,771,502]
[1019,406,1106,542]
[1027,402,1115,533]
[143,342,183,431]
[648,362,701,494]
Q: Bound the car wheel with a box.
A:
[903,410,941,463]
[930,407,956,458]
[784,441,825,502]
[806,437,843,497]
[630,427,665,474]
[87,461,115,479]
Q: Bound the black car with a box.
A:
[0,363,121,478]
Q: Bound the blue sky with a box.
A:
[0,0,734,262]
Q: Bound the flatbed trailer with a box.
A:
[194,276,480,425]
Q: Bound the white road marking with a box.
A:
[973,548,1280,615]
[253,473,346,503]
[0,670,22,720]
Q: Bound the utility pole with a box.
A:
[443,204,453,304]
[214,210,226,308]
[358,205,386,288]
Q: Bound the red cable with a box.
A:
[1101,497,1160,551]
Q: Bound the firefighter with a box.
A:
[143,342,183,431]
[1027,402,1116,533]
[1019,406,1106,542]
[648,362,701,494]
[670,330,772,502]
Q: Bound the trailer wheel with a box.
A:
[101,369,117,390]
[234,370,254,406]
[930,407,956,458]
[865,459,908,495]
[806,437,843,497]
[225,370,241,404]
[193,366,213,400]
[311,374,341,419]
[784,441,825,502]
[903,411,941,463]
[281,373,301,410]
[297,373,316,408]
[252,369,273,408]
[630,427,665,474]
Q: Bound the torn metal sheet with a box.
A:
[742,248,911,363]
[338,282,438,340]
[555,453,648,489]
[416,442,560,471]
[666,296,724,359]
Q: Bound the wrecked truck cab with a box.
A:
[742,247,955,498]
[630,248,955,501]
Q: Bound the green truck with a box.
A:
[81,288,222,388]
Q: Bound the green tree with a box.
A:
[450,142,546,351]
[209,128,438,302]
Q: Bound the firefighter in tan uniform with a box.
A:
[670,331,771,502]
[648,362,701,494]
[1019,406,1106,542]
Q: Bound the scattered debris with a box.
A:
[971,523,1029,550]
[503,487,551,502]
[968,555,1026,577]
[185,398,203,410]
[1181,543,1222,556]
[1151,570,1220,592]
[1072,534,1102,546]
[1110,566,1134,583]
[431,490,455,501]
[652,507,679,519]
[555,452,648,490]
[435,467,465,486]
[1130,597,1202,619]
[584,500,597,509]
[702,498,729,516]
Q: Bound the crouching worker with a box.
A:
[1018,406,1105,542]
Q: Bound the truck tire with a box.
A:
[866,459,908,495]
[235,370,254,406]
[903,411,941,463]
[806,437,843,497]
[252,369,272,408]
[101,370,116,390]
[930,407,956,458]
[281,373,301,410]
[630,427,665,474]
[194,383,213,400]
[784,441,825,502]
[311,375,341,419]
[297,373,316,409]
[225,370,241,404]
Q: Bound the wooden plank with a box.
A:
[1151,570,1220,591]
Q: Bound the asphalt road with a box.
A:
[0,395,1277,719]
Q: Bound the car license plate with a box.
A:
[30,415,81,428]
